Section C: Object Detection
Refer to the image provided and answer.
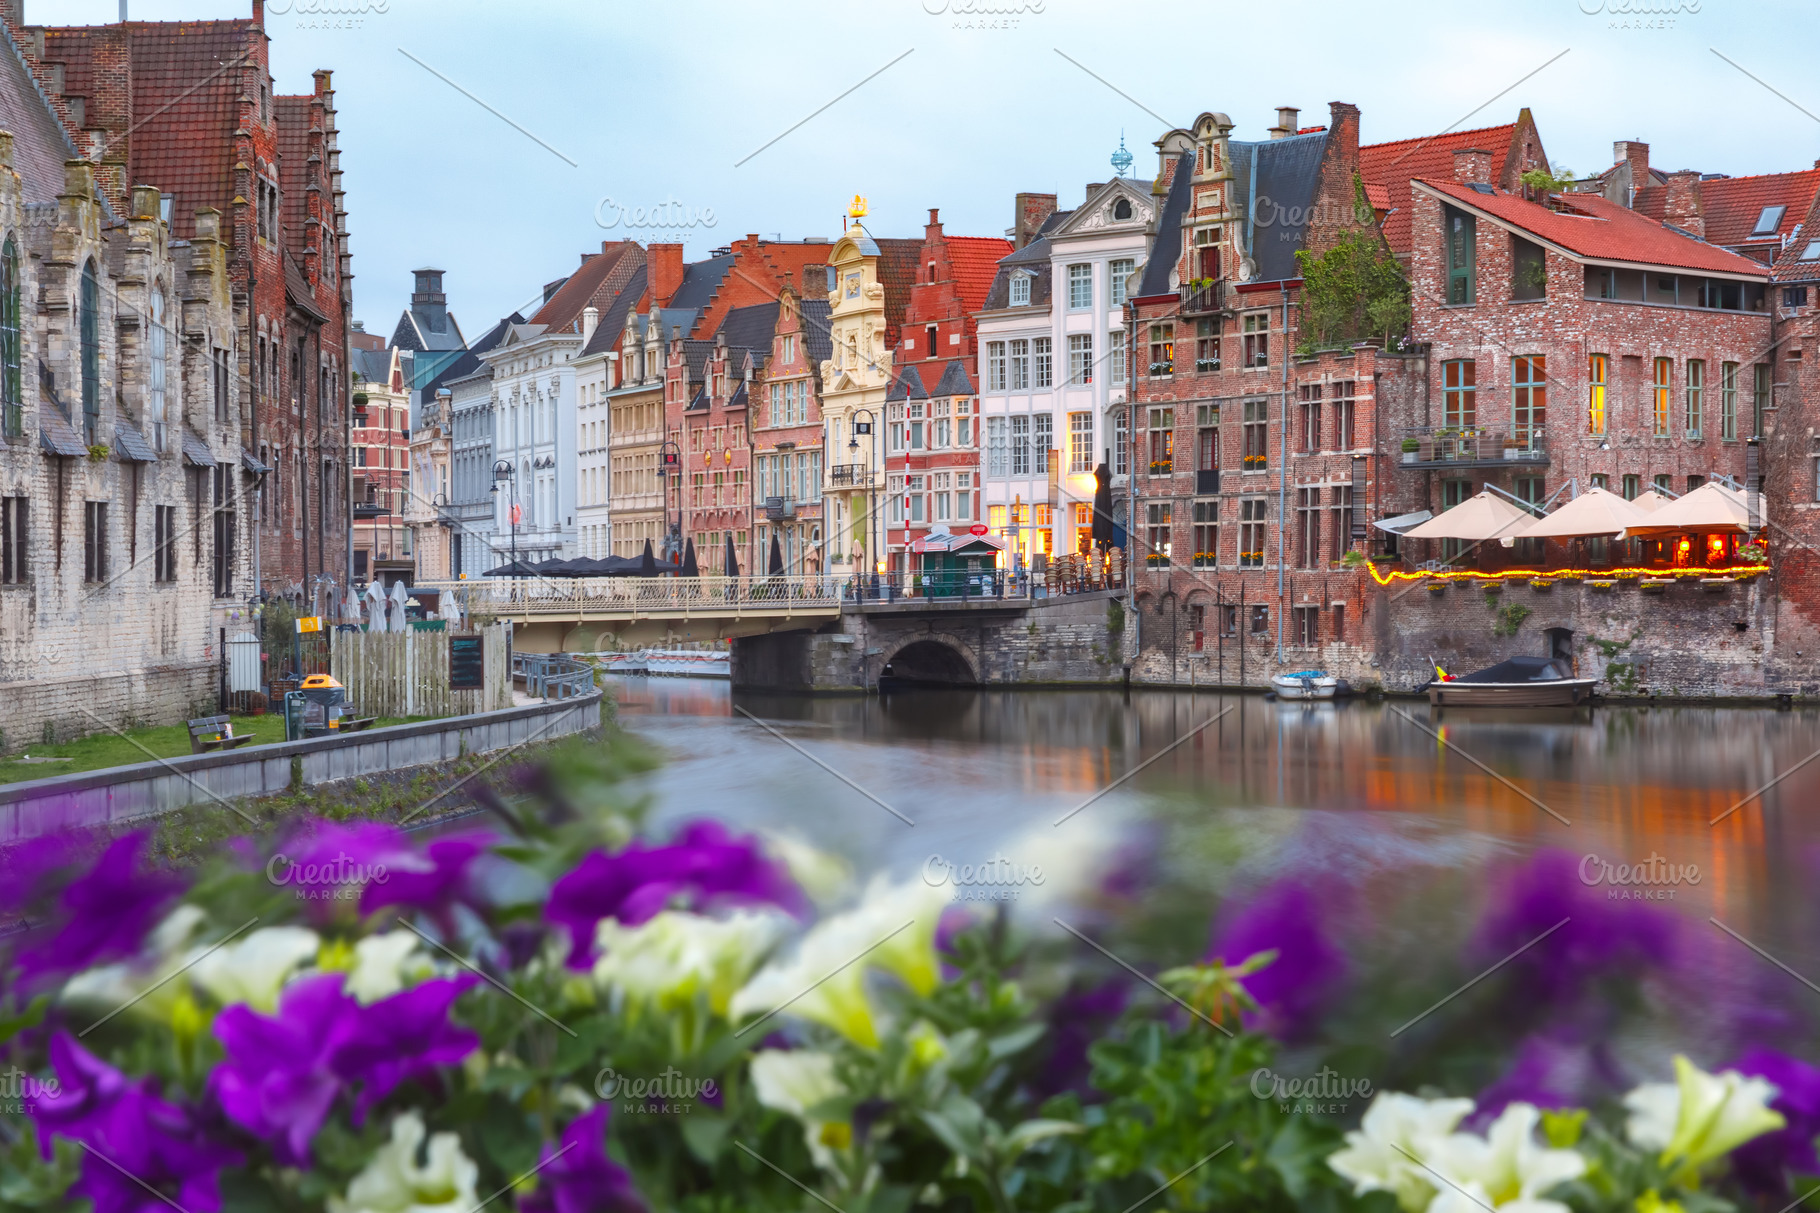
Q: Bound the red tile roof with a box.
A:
[529,242,644,332]
[944,235,1014,315]
[1361,123,1519,257]
[875,237,924,351]
[1633,168,1820,252]
[1416,179,1770,276]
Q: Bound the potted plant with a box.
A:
[1737,541,1766,563]
[1401,437,1420,464]
[1340,549,1367,569]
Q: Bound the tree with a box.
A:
[1293,176,1410,355]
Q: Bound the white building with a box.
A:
[974,178,1153,564]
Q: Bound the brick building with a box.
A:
[752,279,831,575]
[1761,176,1820,689]
[347,343,411,584]
[666,330,759,570]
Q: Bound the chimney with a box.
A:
[1327,100,1360,162]
[649,243,685,307]
[1663,170,1705,238]
[1013,192,1058,250]
[927,206,941,232]
[581,306,598,343]
[800,263,828,301]
[1268,106,1300,139]
[1613,140,1650,193]
[1453,149,1495,185]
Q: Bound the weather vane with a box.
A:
[1111,132,1133,178]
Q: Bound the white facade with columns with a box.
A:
[481,324,581,561]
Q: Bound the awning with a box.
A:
[1625,482,1753,535]
[181,429,217,467]
[113,422,158,462]
[241,448,271,475]
[1514,487,1649,539]
[1374,509,1432,535]
[908,528,1005,554]
[38,407,87,457]
[1404,491,1533,541]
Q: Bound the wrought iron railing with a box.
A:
[1399,426,1548,467]
[421,575,845,618]
[1180,279,1226,315]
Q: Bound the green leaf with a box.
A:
[1003,1118,1084,1157]
[680,1112,731,1165]
[985,1021,1046,1062]
[0,994,50,1046]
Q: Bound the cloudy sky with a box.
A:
[41,0,1820,340]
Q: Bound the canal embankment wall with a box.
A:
[0,691,604,843]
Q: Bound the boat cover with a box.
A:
[1453,656,1571,684]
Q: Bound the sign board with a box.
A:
[295,616,323,634]
[968,524,989,536]
[449,634,486,690]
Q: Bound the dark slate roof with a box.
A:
[39,406,86,457]
[727,381,748,410]
[1137,152,1195,298]
[181,428,216,467]
[1235,129,1332,283]
[887,365,928,401]
[582,264,648,357]
[670,254,735,311]
[800,299,833,366]
[717,301,780,355]
[242,447,271,475]
[0,21,84,209]
[687,384,708,411]
[414,311,522,406]
[656,306,700,342]
[980,231,1061,310]
[283,249,328,323]
[681,339,715,383]
[391,306,466,353]
[931,359,974,397]
[351,347,391,384]
[113,422,157,462]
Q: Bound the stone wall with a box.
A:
[0,659,218,753]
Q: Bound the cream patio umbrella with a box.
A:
[1402,490,1534,541]
[1625,482,1752,535]
[1629,489,1672,513]
[1513,486,1650,539]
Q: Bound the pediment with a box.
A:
[1053,179,1155,237]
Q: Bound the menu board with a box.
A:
[449,634,485,690]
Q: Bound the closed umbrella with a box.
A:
[1625,482,1752,535]
[1513,487,1649,539]
[724,533,739,577]
[639,538,658,577]
[1404,491,1533,541]
[768,533,785,575]
[1090,462,1115,549]
[387,581,409,632]
[365,579,388,632]
[680,537,699,577]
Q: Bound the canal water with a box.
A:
[608,675,1820,1050]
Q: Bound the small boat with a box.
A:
[1426,655,1596,707]
[1270,670,1350,700]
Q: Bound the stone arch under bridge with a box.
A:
[880,636,981,686]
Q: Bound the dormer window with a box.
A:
[1750,206,1786,237]
[1009,273,1031,307]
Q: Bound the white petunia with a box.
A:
[1424,1103,1586,1213]
[764,833,854,909]
[1624,1056,1785,1172]
[593,909,785,1016]
[189,926,321,1012]
[60,904,211,1020]
[329,1110,479,1213]
[750,1049,850,1173]
[344,931,432,1005]
[1623,1081,1680,1153]
[1329,1091,1477,1213]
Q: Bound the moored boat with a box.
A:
[1426,656,1596,707]
[1270,670,1350,700]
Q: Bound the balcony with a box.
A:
[1180,279,1227,315]
[829,463,872,487]
[1399,426,1549,469]
[765,496,796,521]
[353,500,390,519]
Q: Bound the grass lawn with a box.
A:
[0,713,430,787]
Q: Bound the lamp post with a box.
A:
[850,407,876,590]
[490,459,518,571]
[660,439,682,561]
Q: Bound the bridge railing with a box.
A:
[418,576,845,617]
[513,651,598,699]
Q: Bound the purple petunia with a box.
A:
[1034,980,1131,1101]
[1473,1030,1590,1123]
[276,820,492,923]
[1729,1048,1820,1195]
[32,1033,242,1213]
[211,972,480,1165]
[545,820,803,968]
[15,833,182,984]
[519,1106,646,1213]
[1208,878,1347,1039]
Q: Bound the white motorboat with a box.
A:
[1270,670,1350,700]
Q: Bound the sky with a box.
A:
[38,0,1820,342]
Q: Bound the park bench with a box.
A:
[188,715,254,754]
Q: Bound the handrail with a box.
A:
[421,575,845,617]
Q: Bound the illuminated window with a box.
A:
[1587,354,1607,435]
[1652,357,1671,437]
[1145,501,1171,565]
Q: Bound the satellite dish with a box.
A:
[1236,257,1258,283]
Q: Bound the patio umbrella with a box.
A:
[680,537,699,577]
[768,533,785,575]
[639,539,657,577]
[1514,487,1649,539]
[1404,491,1533,541]
[481,558,543,576]
[724,533,739,577]
[1090,462,1115,548]
[1625,482,1752,535]
[1630,489,1672,513]
[387,581,409,632]
[364,579,388,632]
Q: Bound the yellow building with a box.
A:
[817,233,893,572]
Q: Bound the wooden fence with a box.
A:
[330,625,510,719]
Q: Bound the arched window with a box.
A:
[80,259,100,444]
[0,236,19,438]
[149,286,167,450]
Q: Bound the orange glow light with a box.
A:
[1365,561,1769,587]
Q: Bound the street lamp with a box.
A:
[850,407,877,587]
[659,439,682,561]
[490,459,519,571]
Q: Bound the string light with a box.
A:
[1364,561,1769,587]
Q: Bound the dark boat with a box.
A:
[1426,655,1597,707]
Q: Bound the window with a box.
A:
[1033,337,1052,388]
[1331,603,1346,642]
[1108,329,1128,383]
[0,496,25,584]
[1621,474,1640,501]
[1297,487,1321,568]
[1750,205,1787,237]
[148,288,168,450]
[1293,606,1319,647]
[987,416,1006,476]
[934,398,952,449]
[1513,355,1547,440]
[934,471,951,521]
[214,348,230,425]
[955,398,972,447]
[1239,498,1267,568]
[1242,313,1269,368]
[955,472,972,521]
[1686,359,1705,437]
[1033,413,1052,465]
[926,325,939,359]
[1299,384,1323,452]
[1069,411,1093,473]
[986,341,1006,391]
[1333,380,1356,450]
[1109,258,1133,306]
[81,260,100,445]
[1648,357,1671,437]
[1786,287,1810,308]
[1114,409,1128,476]
[1220,604,1239,637]
[1010,339,1030,390]
[908,475,926,523]
[1195,319,1220,372]
[0,237,19,439]
[1754,363,1771,436]
[909,401,925,451]
[1148,324,1173,375]
[1590,473,1609,490]
[1250,604,1269,635]
[154,504,177,583]
[1721,361,1738,440]
[1329,485,1352,563]
[1196,403,1219,479]
[1653,473,1672,495]
[1147,406,1173,474]
[1192,501,1217,568]
[1445,206,1476,304]
[1068,263,1092,309]
[1512,237,1546,301]
[1145,501,1172,565]
[1010,274,1031,307]
[1011,415,1030,476]
[1443,359,1476,428]
[1068,334,1093,385]
[84,501,108,583]
[1587,354,1608,434]
[1242,398,1268,471]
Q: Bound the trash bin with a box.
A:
[283,691,307,742]
[299,674,347,732]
